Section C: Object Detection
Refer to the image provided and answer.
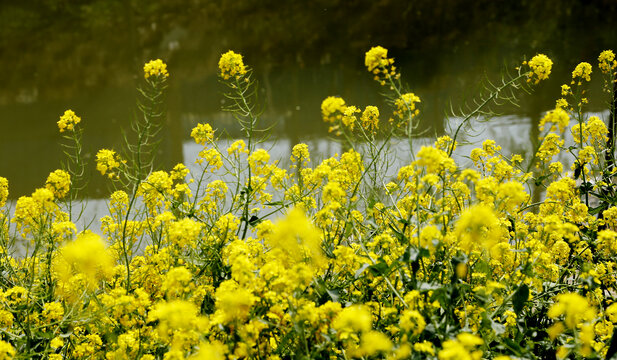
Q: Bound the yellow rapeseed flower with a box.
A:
[167,218,202,248]
[539,107,570,133]
[197,147,223,170]
[0,340,15,360]
[147,299,205,337]
[438,333,483,360]
[192,341,227,360]
[53,231,114,294]
[42,302,65,322]
[321,96,347,132]
[0,177,7,208]
[267,207,325,267]
[291,143,310,164]
[57,109,81,133]
[572,62,592,83]
[527,54,553,84]
[143,59,169,79]
[212,280,257,324]
[191,123,215,145]
[248,149,271,175]
[598,229,617,257]
[45,169,71,199]
[598,50,616,73]
[332,305,372,335]
[547,293,595,328]
[365,46,398,84]
[361,105,379,131]
[227,139,248,156]
[95,149,123,178]
[455,204,503,253]
[365,46,390,72]
[394,93,421,120]
[357,331,393,357]
[218,50,247,80]
[341,105,360,131]
[415,146,456,174]
[399,309,426,336]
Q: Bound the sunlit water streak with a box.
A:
[6,109,610,249]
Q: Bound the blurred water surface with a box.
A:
[1,0,616,198]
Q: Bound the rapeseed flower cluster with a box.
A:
[598,50,617,74]
[321,96,347,133]
[365,45,399,85]
[361,105,380,131]
[394,92,421,121]
[218,50,247,80]
[95,148,123,178]
[572,62,593,83]
[526,54,553,84]
[57,109,81,132]
[540,107,570,133]
[1,47,617,360]
[191,122,215,145]
[45,169,71,199]
[0,177,7,207]
[143,59,169,79]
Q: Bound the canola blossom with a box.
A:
[572,62,593,82]
[0,177,8,207]
[365,45,390,72]
[0,47,617,360]
[95,148,123,178]
[526,53,553,84]
[57,109,81,132]
[143,59,169,79]
[45,169,71,199]
[598,50,617,73]
[365,45,398,85]
[218,50,247,80]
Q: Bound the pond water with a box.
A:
[1,1,615,199]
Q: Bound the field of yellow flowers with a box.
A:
[0,47,616,360]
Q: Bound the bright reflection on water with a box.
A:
[7,108,608,238]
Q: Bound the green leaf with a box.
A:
[368,261,390,276]
[589,203,608,216]
[501,337,524,355]
[326,289,340,302]
[248,215,261,226]
[512,284,529,315]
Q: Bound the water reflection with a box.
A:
[0,61,610,199]
[1,1,616,198]
[5,106,609,239]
